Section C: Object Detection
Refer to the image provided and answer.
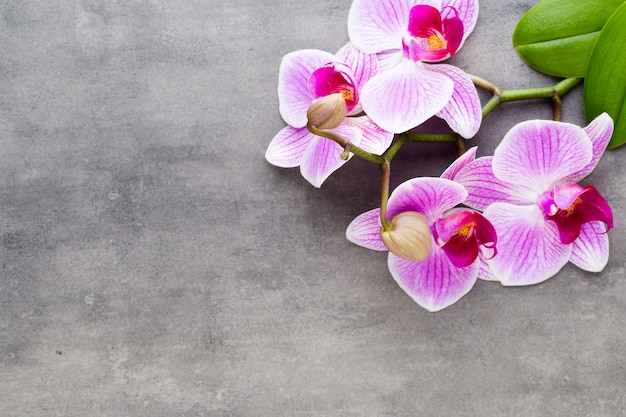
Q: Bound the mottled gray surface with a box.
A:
[1,1,624,416]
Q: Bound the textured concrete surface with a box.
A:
[1,1,624,416]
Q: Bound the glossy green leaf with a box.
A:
[513,0,625,78]
[585,2,626,148]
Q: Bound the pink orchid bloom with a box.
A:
[346,177,497,311]
[347,0,481,136]
[265,43,394,188]
[452,113,615,285]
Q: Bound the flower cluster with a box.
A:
[266,0,481,187]
[266,0,615,311]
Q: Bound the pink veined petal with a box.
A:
[299,122,362,188]
[343,115,394,155]
[441,145,476,180]
[483,203,572,286]
[265,126,313,168]
[388,243,479,312]
[348,0,439,54]
[442,0,479,45]
[429,63,481,138]
[492,120,593,193]
[454,156,537,210]
[564,112,614,184]
[377,50,405,73]
[335,42,380,96]
[278,49,337,128]
[387,177,467,225]
[346,208,388,251]
[360,60,454,133]
[570,221,610,272]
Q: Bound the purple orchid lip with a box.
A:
[308,63,359,113]
[402,5,464,62]
[544,185,614,244]
[436,209,497,268]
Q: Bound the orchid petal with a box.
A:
[335,42,380,98]
[343,116,394,155]
[348,0,440,54]
[570,221,610,272]
[265,126,313,168]
[346,208,387,251]
[454,156,537,210]
[387,177,467,225]
[442,0,479,44]
[441,146,476,180]
[430,63,482,138]
[492,120,592,193]
[564,112,614,184]
[360,60,454,133]
[300,123,362,188]
[483,203,572,286]
[388,243,478,312]
[278,49,336,128]
[377,50,405,73]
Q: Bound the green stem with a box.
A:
[471,75,582,119]
[306,122,385,165]
[379,160,392,231]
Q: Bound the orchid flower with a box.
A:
[265,43,394,188]
[452,113,615,285]
[347,0,481,136]
[346,177,497,311]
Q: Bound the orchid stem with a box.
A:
[379,160,392,231]
[307,122,385,165]
[470,75,582,119]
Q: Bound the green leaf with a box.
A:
[513,0,625,78]
[584,2,626,148]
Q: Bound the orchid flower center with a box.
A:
[434,210,497,268]
[402,5,464,62]
[424,33,447,51]
[308,63,359,113]
[539,184,614,244]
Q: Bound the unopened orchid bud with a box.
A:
[380,211,432,262]
[306,93,347,129]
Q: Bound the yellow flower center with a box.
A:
[340,89,355,101]
[427,33,447,51]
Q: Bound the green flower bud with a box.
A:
[380,212,432,262]
[306,93,347,129]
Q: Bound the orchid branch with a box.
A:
[306,122,386,165]
[471,75,582,120]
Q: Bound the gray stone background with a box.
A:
[1,0,624,416]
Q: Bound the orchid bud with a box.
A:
[380,211,432,262]
[306,93,347,129]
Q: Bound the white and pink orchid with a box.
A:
[346,177,497,311]
[347,0,481,136]
[452,114,615,285]
[265,43,394,188]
